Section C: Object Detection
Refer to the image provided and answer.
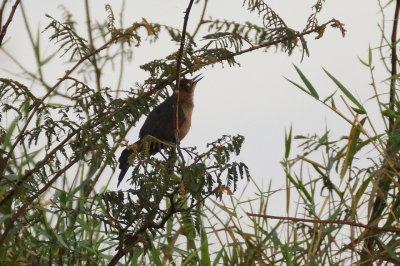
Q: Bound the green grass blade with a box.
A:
[2,117,19,149]
[200,228,211,266]
[293,64,319,99]
[150,238,162,266]
[284,125,292,159]
[211,247,224,266]
[285,77,311,96]
[323,68,366,114]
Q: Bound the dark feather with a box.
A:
[118,148,134,187]
[117,96,186,187]
[117,76,201,187]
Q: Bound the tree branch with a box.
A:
[389,0,400,131]
[174,0,195,145]
[192,0,208,38]
[84,0,102,91]
[203,19,345,68]
[247,213,400,233]
[0,0,20,46]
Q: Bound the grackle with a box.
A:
[118,75,203,186]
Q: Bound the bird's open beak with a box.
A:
[192,74,204,83]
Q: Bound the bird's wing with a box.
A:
[139,97,185,143]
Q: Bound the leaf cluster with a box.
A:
[101,135,249,240]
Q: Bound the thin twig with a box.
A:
[192,0,208,38]
[174,0,195,166]
[84,0,102,91]
[377,0,391,73]
[115,0,126,97]
[0,1,8,27]
[20,3,46,86]
[389,0,400,131]
[174,0,195,142]
[0,0,20,46]
[246,213,400,233]
[206,19,344,68]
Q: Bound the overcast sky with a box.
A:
[1,0,390,215]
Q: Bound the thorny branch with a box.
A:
[192,0,208,38]
[0,0,21,46]
[211,18,345,67]
[247,213,400,233]
[389,0,400,131]
[174,0,195,148]
[84,0,102,91]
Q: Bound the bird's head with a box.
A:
[179,74,203,94]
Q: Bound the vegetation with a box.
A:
[0,0,398,265]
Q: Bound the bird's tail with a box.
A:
[118,141,140,187]
[117,138,163,187]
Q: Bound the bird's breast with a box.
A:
[179,103,194,140]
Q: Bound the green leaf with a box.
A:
[182,243,208,266]
[284,125,292,159]
[358,56,370,67]
[382,109,400,119]
[323,90,337,103]
[2,117,19,149]
[340,118,366,179]
[285,174,313,203]
[3,174,18,182]
[323,68,366,114]
[34,26,41,64]
[354,176,372,207]
[293,64,319,99]
[388,125,400,154]
[357,45,373,68]
[381,242,400,262]
[352,107,367,114]
[211,247,224,266]
[0,214,11,225]
[54,232,69,249]
[59,191,67,205]
[368,44,372,66]
[383,72,400,81]
[285,77,309,95]
[149,238,162,266]
[200,227,211,266]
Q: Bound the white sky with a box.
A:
[1,0,391,216]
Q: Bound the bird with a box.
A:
[118,74,203,187]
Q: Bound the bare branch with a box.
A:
[247,213,400,233]
[388,0,400,131]
[0,0,21,46]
